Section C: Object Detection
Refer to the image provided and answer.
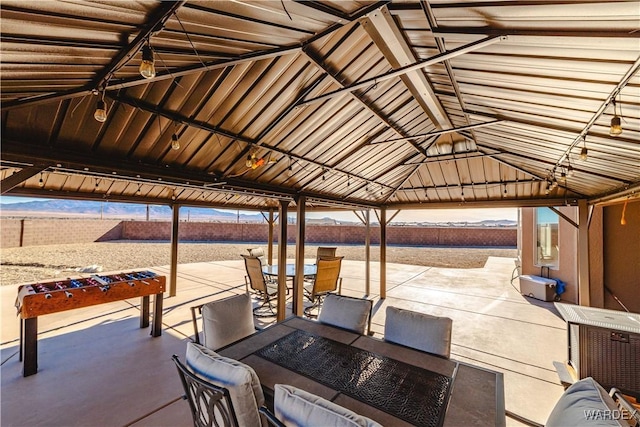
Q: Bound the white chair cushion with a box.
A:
[274,384,382,427]
[186,342,265,427]
[202,293,255,350]
[384,306,452,358]
[546,377,630,427]
[318,294,370,334]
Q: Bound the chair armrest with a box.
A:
[610,388,640,424]
[190,305,204,345]
[259,406,285,427]
[338,277,342,295]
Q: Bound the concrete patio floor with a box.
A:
[1,256,567,426]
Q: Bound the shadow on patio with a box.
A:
[1,256,566,426]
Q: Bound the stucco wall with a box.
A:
[521,201,639,311]
[520,207,578,304]
[601,200,639,313]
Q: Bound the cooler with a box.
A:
[519,275,556,301]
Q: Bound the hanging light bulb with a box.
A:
[567,163,575,178]
[94,92,107,122]
[38,173,44,187]
[139,41,156,79]
[609,99,622,136]
[136,184,141,195]
[171,133,180,150]
[579,137,588,161]
[579,146,588,161]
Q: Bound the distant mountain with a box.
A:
[0,199,517,226]
[0,199,265,222]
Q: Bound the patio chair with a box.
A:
[318,293,373,335]
[247,247,268,266]
[174,342,281,427]
[384,306,453,359]
[190,293,256,349]
[315,246,337,263]
[303,256,343,318]
[274,384,382,427]
[242,254,279,317]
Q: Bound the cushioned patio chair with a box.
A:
[190,293,256,349]
[318,293,372,335]
[176,342,281,427]
[247,247,269,266]
[546,377,639,427]
[241,254,279,317]
[303,256,343,318]
[274,384,382,427]
[315,246,337,263]
[384,306,453,359]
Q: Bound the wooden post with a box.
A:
[380,207,387,299]
[294,196,306,316]
[578,200,590,306]
[277,200,288,321]
[169,204,180,297]
[365,209,371,296]
[268,209,274,266]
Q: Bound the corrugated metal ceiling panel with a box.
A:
[1,1,638,210]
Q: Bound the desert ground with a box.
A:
[0,241,517,286]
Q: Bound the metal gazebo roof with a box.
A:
[1,1,639,211]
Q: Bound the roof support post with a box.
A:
[294,196,306,316]
[169,204,180,297]
[267,209,275,266]
[277,200,289,321]
[380,207,387,299]
[365,209,371,296]
[578,200,590,306]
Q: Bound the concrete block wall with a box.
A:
[1,219,123,248]
[118,221,515,247]
[1,219,516,248]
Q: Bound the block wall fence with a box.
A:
[1,219,516,248]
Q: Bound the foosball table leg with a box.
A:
[21,317,38,377]
[151,292,163,337]
[140,295,150,328]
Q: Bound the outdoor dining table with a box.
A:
[219,316,506,427]
[261,263,317,280]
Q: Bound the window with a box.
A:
[535,207,559,268]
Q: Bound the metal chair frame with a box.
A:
[242,254,279,317]
[172,354,240,427]
[303,256,343,318]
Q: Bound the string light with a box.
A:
[610,98,622,136]
[94,91,107,122]
[139,40,156,79]
[38,173,44,187]
[579,136,588,161]
[171,122,180,150]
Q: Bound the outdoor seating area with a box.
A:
[1,255,577,426]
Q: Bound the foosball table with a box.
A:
[15,270,165,377]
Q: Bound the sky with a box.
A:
[0,196,518,223]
